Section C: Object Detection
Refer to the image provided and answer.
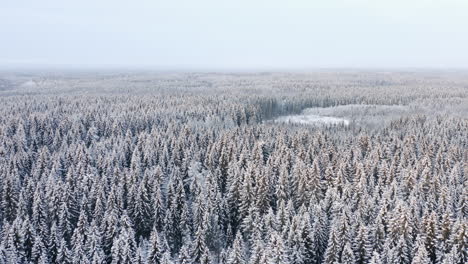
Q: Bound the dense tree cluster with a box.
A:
[0,72,466,263]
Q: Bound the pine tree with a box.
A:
[152,182,166,233]
[165,174,187,253]
[148,226,165,264]
[288,219,306,264]
[436,212,453,256]
[31,234,47,263]
[411,237,431,264]
[227,233,246,264]
[239,164,255,222]
[19,217,36,260]
[111,229,135,264]
[372,214,387,253]
[353,225,372,264]
[441,246,461,264]
[86,221,105,264]
[200,246,212,264]
[265,231,290,264]
[248,231,264,264]
[369,251,383,264]
[58,197,73,241]
[191,224,209,264]
[31,187,49,239]
[48,221,61,263]
[448,220,467,264]
[130,174,153,239]
[160,252,174,264]
[38,250,50,264]
[56,238,72,264]
[1,170,20,222]
[421,212,437,262]
[324,228,341,264]
[2,227,20,264]
[389,235,411,264]
[178,244,192,264]
[311,205,329,264]
[341,242,356,264]
[71,210,89,263]
[109,211,137,264]
[101,207,120,258]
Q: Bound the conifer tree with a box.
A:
[227,234,246,264]
[341,242,356,264]
[148,226,165,264]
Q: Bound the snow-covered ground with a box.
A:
[274,104,411,127]
[275,114,349,126]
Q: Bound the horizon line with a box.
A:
[2,64,468,73]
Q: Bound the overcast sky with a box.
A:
[1,0,467,70]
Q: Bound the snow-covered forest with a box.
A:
[0,71,466,264]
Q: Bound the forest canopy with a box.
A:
[0,71,466,264]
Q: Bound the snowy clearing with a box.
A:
[274,104,410,127]
[275,114,350,126]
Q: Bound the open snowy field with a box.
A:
[273,100,467,128]
[275,113,350,126]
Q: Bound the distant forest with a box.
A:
[0,72,466,264]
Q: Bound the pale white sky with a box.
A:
[1,0,467,69]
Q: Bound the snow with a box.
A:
[21,80,37,87]
[273,104,411,127]
[275,114,349,126]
